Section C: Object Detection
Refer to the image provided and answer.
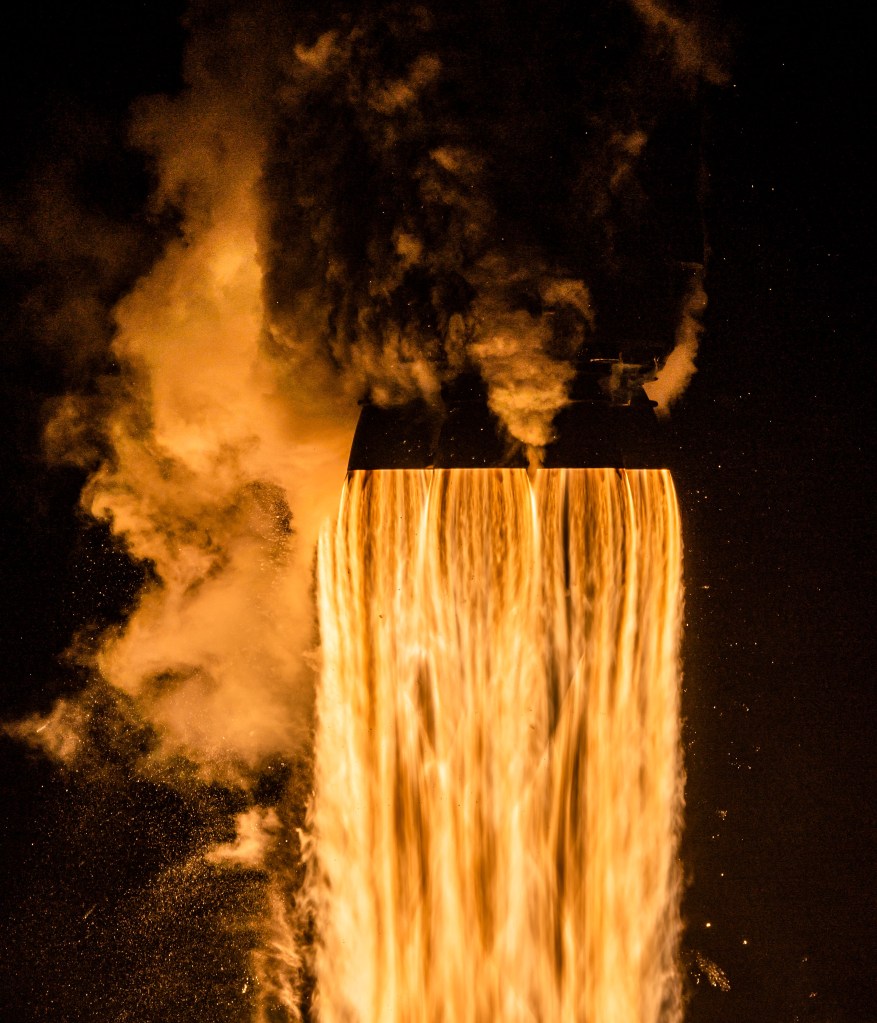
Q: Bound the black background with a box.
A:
[1,2,873,1021]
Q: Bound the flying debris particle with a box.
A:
[694,951,731,992]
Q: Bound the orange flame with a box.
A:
[313,467,684,1021]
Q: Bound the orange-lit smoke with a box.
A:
[38,14,356,783]
[626,0,729,85]
[645,265,707,415]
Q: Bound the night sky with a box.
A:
[1,2,874,1022]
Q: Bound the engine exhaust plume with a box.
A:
[313,467,684,1022]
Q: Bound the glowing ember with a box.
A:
[312,467,683,1021]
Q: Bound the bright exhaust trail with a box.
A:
[313,467,683,1022]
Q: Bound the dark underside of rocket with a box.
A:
[348,365,667,471]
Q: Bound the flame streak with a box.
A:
[313,468,683,1022]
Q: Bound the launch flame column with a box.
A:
[312,468,684,1023]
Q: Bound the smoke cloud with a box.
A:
[37,6,356,783]
[645,264,707,414]
[262,2,724,453]
[626,0,729,85]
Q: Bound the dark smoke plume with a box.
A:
[263,1,720,447]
